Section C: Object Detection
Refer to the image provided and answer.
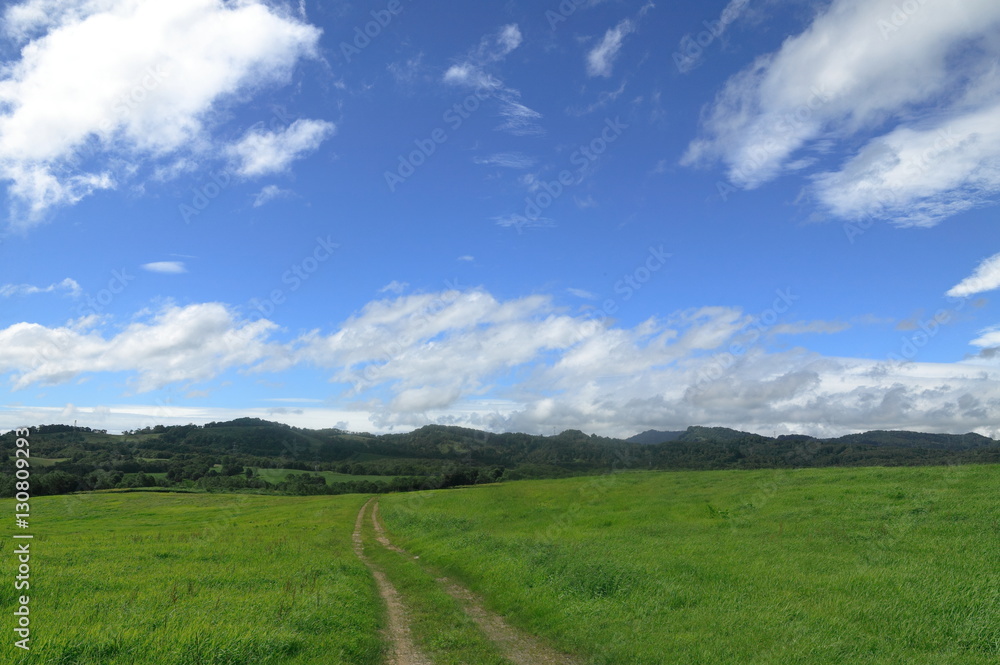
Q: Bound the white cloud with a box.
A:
[771,320,851,335]
[442,24,543,137]
[142,261,186,274]
[970,326,1000,348]
[0,303,277,392]
[379,281,409,295]
[493,213,555,229]
[496,99,545,136]
[457,255,475,262]
[682,0,1000,226]
[495,24,523,56]
[4,290,1000,438]
[228,119,335,177]
[0,277,81,298]
[586,18,636,77]
[567,287,598,300]
[585,5,652,78]
[948,252,1000,298]
[0,0,324,222]
[476,23,522,63]
[252,184,292,207]
[474,152,537,169]
[813,104,1000,226]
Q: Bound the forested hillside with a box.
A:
[3,419,998,497]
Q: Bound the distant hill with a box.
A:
[628,426,765,445]
[2,419,998,498]
[627,430,685,445]
[829,430,996,451]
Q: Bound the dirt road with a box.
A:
[352,499,432,665]
[361,500,582,665]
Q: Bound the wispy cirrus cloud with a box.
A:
[585,3,653,78]
[474,152,537,169]
[442,24,544,137]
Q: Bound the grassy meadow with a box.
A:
[0,492,383,665]
[379,465,1000,665]
[1,464,998,664]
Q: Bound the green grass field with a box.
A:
[250,468,396,485]
[0,493,384,665]
[378,465,1000,664]
[29,457,69,467]
[2,465,998,664]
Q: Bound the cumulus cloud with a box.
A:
[0,277,81,298]
[947,252,1000,298]
[0,0,325,222]
[3,289,1000,437]
[228,119,335,177]
[0,303,277,392]
[682,0,1000,226]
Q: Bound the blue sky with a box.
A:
[1,0,1000,437]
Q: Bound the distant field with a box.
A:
[251,468,397,485]
[0,493,382,665]
[379,465,1000,664]
[30,457,68,467]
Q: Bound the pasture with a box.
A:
[2,464,998,664]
